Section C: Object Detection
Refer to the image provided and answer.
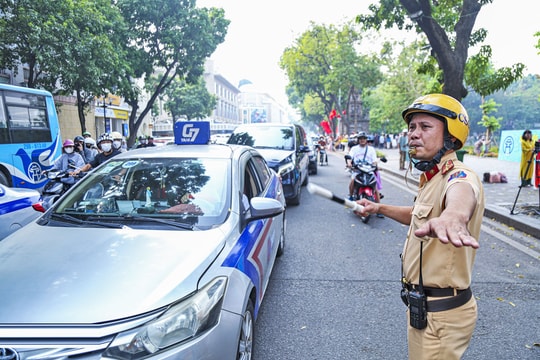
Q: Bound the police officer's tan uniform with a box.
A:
[402,152,485,359]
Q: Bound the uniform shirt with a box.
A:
[402,152,485,290]
[349,144,377,165]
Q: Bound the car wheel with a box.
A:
[287,186,301,206]
[237,300,254,360]
[302,172,309,186]
[276,213,286,257]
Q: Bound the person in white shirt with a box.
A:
[346,132,383,217]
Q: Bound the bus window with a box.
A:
[0,84,62,188]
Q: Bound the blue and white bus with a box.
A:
[0,84,62,189]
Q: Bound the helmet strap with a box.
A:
[412,136,454,172]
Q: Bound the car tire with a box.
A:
[276,213,286,257]
[237,299,254,360]
[302,172,309,186]
[287,185,301,206]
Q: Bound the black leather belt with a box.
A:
[405,284,470,298]
[403,285,473,312]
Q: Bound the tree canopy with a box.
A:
[356,0,524,101]
[280,22,382,134]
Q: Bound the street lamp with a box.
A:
[100,96,112,132]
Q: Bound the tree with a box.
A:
[357,0,523,101]
[280,22,382,134]
[163,77,217,121]
[365,40,438,133]
[478,98,501,144]
[116,0,229,148]
[0,0,129,134]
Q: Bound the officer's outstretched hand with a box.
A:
[415,212,479,249]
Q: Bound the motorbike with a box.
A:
[40,169,84,210]
[349,159,378,224]
[316,144,328,166]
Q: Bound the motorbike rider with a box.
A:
[72,133,121,175]
[111,131,127,152]
[346,132,383,217]
[46,139,86,182]
[73,135,87,163]
[317,135,328,164]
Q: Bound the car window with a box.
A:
[54,157,231,227]
[228,126,294,150]
[250,155,271,187]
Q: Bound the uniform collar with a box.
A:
[419,152,457,186]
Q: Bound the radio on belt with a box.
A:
[174,121,211,145]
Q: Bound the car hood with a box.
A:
[0,222,225,324]
[255,148,294,165]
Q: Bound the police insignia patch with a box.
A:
[448,170,467,181]
[441,159,454,175]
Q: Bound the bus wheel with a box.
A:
[0,171,9,186]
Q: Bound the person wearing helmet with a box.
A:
[355,94,485,360]
[49,139,85,175]
[346,132,383,215]
[73,135,87,163]
[81,137,97,161]
[73,133,121,175]
[110,131,126,152]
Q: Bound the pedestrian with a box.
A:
[520,129,534,187]
[355,94,485,360]
[473,136,484,156]
[399,129,409,170]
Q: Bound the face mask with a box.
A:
[113,140,122,149]
[101,143,112,152]
[64,147,74,154]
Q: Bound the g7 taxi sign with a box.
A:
[174,121,211,145]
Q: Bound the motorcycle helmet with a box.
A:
[63,139,75,147]
[401,94,469,171]
[401,93,469,150]
[357,132,368,140]
[82,131,92,138]
[110,131,123,140]
[74,135,84,143]
[97,132,114,144]
[84,137,96,146]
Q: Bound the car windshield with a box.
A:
[228,126,294,150]
[52,157,230,228]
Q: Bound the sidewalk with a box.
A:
[375,148,540,239]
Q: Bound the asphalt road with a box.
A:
[253,153,540,359]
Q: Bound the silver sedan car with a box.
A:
[0,123,286,360]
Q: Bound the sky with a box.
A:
[197,0,539,104]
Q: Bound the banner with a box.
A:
[320,120,332,134]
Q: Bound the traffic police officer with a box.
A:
[356,94,485,359]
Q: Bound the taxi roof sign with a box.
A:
[174,121,211,145]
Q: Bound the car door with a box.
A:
[239,152,283,307]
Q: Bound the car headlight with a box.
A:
[104,277,227,360]
[277,161,295,177]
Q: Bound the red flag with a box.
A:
[329,109,337,120]
[320,120,332,134]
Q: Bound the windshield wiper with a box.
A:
[119,215,196,230]
[50,213,125,229]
